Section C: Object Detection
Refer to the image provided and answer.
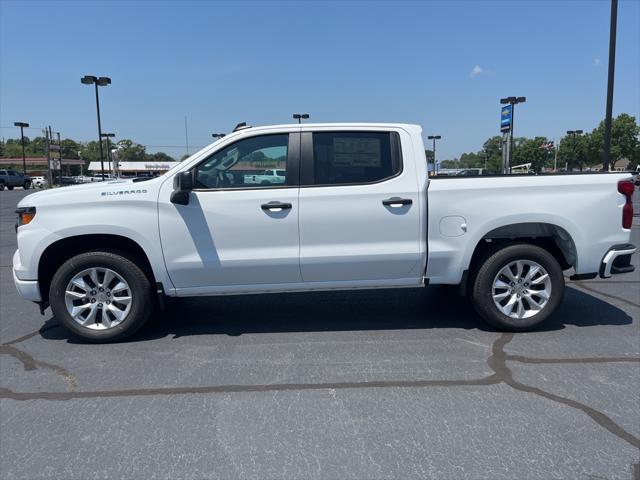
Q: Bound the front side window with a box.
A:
[195,134,289,189]
[311,131,401,185]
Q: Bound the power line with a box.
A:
[0,125,45,131]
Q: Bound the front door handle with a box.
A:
[382,197,412,207]
[261,201,292,212]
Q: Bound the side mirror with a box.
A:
[170,171,194,205]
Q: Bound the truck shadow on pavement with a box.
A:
[39,285,633,343]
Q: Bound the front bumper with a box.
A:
[600,244,636,278]
[12,268,42,302]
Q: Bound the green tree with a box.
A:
[458,152,481,168]
[3,142,23,158]
[26,136,48,157]
[4,137,30,158]
[115,139,147,162]
[513,137,551,173]
[480,136,503,173]
[585,113,640,168]
[78,141,103,164]
[146,152,175,162]
[558,133,589,171]
[60,139,80,159]
[439,159,458,169]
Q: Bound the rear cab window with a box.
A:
[304,131,402,186]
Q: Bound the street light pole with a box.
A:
[427,135,441,176]
[13,122,29,174]
[101,133,115,176]
[603,0,618,172]
[293,113,309,124]
[81,75,111,180]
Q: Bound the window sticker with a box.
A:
[332,138,381,167]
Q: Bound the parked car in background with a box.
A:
[0,169,31,190]
[456,168,485,176]
[244,168,286,185]
[30,176,48,189]
[74,175,113,184]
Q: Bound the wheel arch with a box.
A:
[38,234,157,302]
[468,222,577,275]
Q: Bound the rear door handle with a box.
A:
[382,197,412,207]
[261,201,292,212]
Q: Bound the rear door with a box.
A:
[298,128,422,282]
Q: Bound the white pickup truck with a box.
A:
[244,169,286,185]
[13,123,636,342]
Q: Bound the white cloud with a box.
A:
[593,57,602,66]
[469,65,484,78]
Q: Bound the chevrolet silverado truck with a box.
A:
[13,123,637,342]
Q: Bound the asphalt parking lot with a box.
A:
[1,188,639,479]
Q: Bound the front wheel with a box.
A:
[470,244,565,331]
[7,185,14,190]
[23,180,30,189]
[49,251,154,342]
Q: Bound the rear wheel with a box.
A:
[23,180,30,189]
[470,244,564,331]
[49,251,154,342]
[7,185,13,190]
[0,182,4,190]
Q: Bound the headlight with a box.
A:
[16,207,36,229]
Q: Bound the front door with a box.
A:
[158,132,302,290]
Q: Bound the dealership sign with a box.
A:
[500,104,512,132]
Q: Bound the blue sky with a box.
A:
[1,0,639,160]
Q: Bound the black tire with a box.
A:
[470,244,565,331]
[23,180,30,189]
[0,182,4,190]
[49,251,154,342]
[7,185,13,190]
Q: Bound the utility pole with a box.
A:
[13,122,29,174]
[49,126,56,186]
[101,133,115,175]
[427,135,441,176]
[45,128,53,188]
[602,0,618,172]
[184,116,189,156]
[56,132,62,177]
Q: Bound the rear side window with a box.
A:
[311,131,401,185]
